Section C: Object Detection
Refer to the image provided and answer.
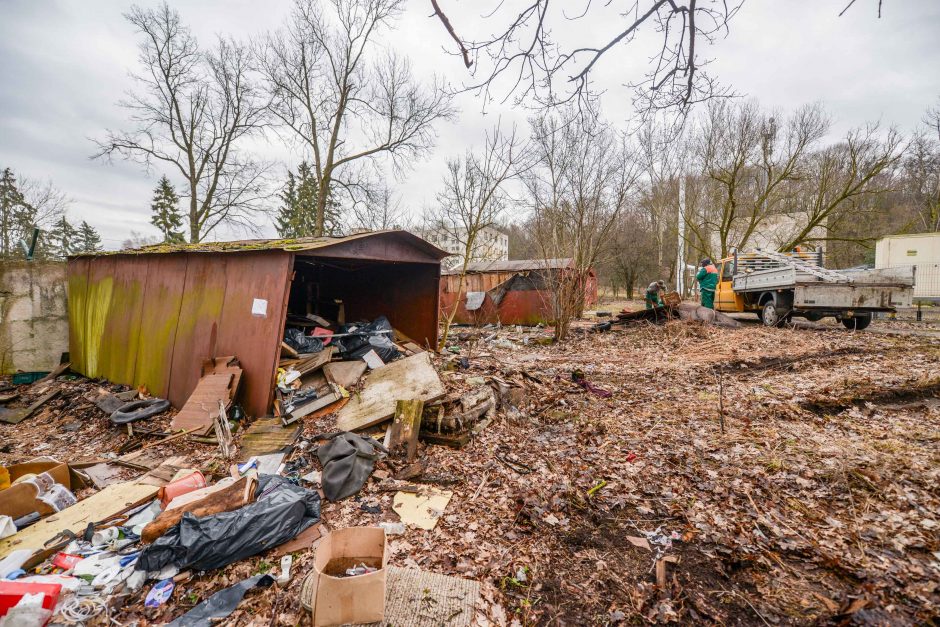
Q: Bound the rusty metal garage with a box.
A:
[66,231,446,417]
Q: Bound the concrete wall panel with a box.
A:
[0,261,69,373]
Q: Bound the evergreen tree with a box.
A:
[275,162,341,238]
[0,167,33,259]
[150,176,185,243]
[77,221,103,253]
[48,215,79,259]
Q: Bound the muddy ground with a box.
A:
[1,320,938,625]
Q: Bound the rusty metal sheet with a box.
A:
[213,251,292,417]
[166,254,228,411]
[133,255,188,398]
[98,256,148,385]
[66,257,91,374]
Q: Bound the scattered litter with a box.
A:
[144,578,175,607]
[167,574,274,627]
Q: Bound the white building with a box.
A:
[875,232,940,301]
[420,226,509,269]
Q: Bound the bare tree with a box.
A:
[778,124,904,250]
[257,0,455,237]
[527,108,640,341]
[349,184,408,232]
[429,1,886,113]
[903,100,940,232]
[425,125,525,348]
[94,3,269,243]
[687,100,829,259]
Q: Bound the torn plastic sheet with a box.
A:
[168,574,274,627]
[465,291,485,311]
[317,432,387,501]
[136,476,320,573]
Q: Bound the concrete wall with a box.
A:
[0,261,69,374]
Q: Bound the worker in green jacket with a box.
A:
[644,280,666,309]
[695,259,719,309]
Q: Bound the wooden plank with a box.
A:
[419,431,471,449]
[295,347,334,375]
[33,362,70,385]
[136,456,191,487]
[387,400,424,463]
[0,389,60,425]
[281,342,299,359]
[170,357,241,435]
[336,352,445,432]
[0,481,159,559]
[239,417,301,460]
[269,522,323,557]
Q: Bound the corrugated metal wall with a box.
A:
[68,251,292,417]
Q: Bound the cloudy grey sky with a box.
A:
[1,0,937,249]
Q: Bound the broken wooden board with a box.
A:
[0,389,60,425]
[0,481,158,560]
[336,352,445,432]
[141,475,256,543]
[33,362,70,385]
[239,417,301,461]
[419,431,471,449]
[269,522,325,557]
[393,488,452,530]
[136,456,192,486]
[295,347,335,375]
[83,463,125,489]
[0,392,19,404]
[170,357,242,435]
[322,361,367,389]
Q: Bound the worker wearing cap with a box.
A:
[644,280,667,309]
[695,259,719,309]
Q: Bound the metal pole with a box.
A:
[676,177,686,296]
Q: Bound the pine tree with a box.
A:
[0,167,32,259]
[275,162,341,238]
[47,215,79,259]
[150,176,185,243]
[77,221,103,253]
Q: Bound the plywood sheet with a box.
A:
[0,481,158,559]
[335,352,444,432]
[170,358,241,435]
[393,488,452,530]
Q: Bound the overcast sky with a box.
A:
[1,0,938,249]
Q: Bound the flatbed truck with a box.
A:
[714,250,914,329]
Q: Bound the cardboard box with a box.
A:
[0,460,86,521]
[303,527,388,626]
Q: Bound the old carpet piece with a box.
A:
[336,352,444,432]
[170,357,242,435]
[360,567,479,627]
[239,417,300,461]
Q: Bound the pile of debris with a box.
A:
[599,293,741,330]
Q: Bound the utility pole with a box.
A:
[675,176,686,296]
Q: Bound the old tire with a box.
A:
[761,302,784,327]
[842,314,872,331]
[109,398,170,425]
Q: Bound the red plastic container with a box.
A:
[0,581,62,620]
[159,471,207,508]
[312,327,333,345]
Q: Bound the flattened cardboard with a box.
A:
[305,527,388,626]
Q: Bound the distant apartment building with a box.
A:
[420,225,509,269]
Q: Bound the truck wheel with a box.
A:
[761,302,783,327]
[842,314,872,331]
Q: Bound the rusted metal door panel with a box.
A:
[133,255,188,399]
[66,258,91,375]
[213,251,292,418]
[97,256,148,385]
[166,255,228,410]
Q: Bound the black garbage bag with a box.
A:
[317,432,387,501]
[136,475,320,573]
[284,328,324,354]
[339,316,401,363]
[168,574,274,627]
